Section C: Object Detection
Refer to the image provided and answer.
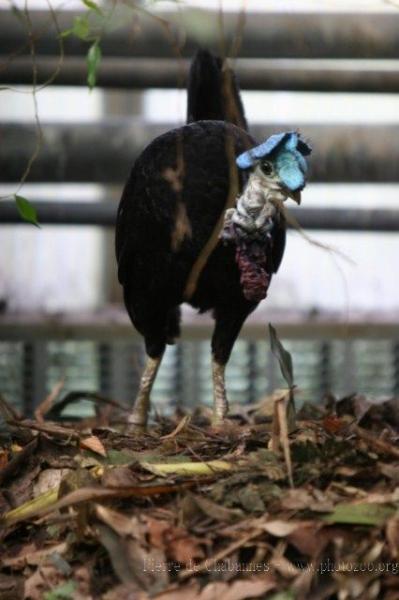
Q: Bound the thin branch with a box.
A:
[13,0,44,198]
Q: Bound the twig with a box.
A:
[47,391,130,418]
[160,415,190,440]
[0,393,22,422]
[178,528,263,580]
[271,391,294,488]
[277,394,294,488]
[13,0,43,198]
[2,480,202,526]
[353,425,399,460]
[34,378,65,423]
[7,419,79,441]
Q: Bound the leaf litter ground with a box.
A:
[1,389,399,600]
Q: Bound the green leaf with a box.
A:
[105,449,136,465]
[44,580,76,600]
[82,0,103,16]
[323,503,395,526]
[10,3,25,23]
[268,323,294,388]
[71,15,90,40]
[86,41,102,90]
[15,195,40,228]
[60,28,73,38]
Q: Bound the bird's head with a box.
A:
[236,132,312,204]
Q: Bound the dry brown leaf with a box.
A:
[359,488,399,504]
[33,468,71,498]
[354,425,399,460]
[0,573,24,600]
[80,435,107,457]
[24,566,65,600]
[3,391,399,598]
[146,518,171,549]
[270,555,300,579]
[102,584,147,600]
[101,466,139,488]
[261,520,300,537]
[198,576,276,600]
[179,529,263,581]
[145,517,204,566]
[280,488,334,513]
[170,536,204,566]
[73,565,92,599]
[95,504,144,539]
[279,489,313,511]
[292,567,317,597]
[386,517,399,559]
[105,584,185,600]
[2,542,68,568]
[97,523,168,593]
[0,438,38,487]
[379,462,399,482]
[287,522,326,557]
[0,449,8,469]
[190,492,244,522]
[4,481,198,526]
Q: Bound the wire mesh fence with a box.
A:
[1,335,398,418]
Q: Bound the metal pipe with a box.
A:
[1,9,399,60]
[2,57,399,92]
[0,201,398,232]
[1,120,399,183]
[1,309,399,341]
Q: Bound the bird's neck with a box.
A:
[243,172,286,213]
[220,172,286,243]
[235,172,286,227]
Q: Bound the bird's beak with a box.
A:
[287,189,302,205]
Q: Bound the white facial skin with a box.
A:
[253,160,287,202]
[222,161,287,240]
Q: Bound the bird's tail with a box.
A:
[186,49,248,131]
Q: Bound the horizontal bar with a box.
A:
[1,121,399,183]
[0,307,398,341]
[1,9,399,60]
[1,201,398,232]
[2,57,399,92]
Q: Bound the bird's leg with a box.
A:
[128,354,163,430]
[210,305,255,425]
[212,358,228,423]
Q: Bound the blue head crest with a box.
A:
[236,132,312,192]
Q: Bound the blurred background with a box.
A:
[1,0,399,416]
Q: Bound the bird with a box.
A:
[115,50,311,429]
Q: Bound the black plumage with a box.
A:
[115,50,287,427]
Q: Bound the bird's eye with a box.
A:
[261,161,273,176]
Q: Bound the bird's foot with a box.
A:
[126,421,147,434]
[211,392,229,428]
[126,393,150,434]
[211,411,229,429]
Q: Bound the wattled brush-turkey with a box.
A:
[115,50,311,428]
